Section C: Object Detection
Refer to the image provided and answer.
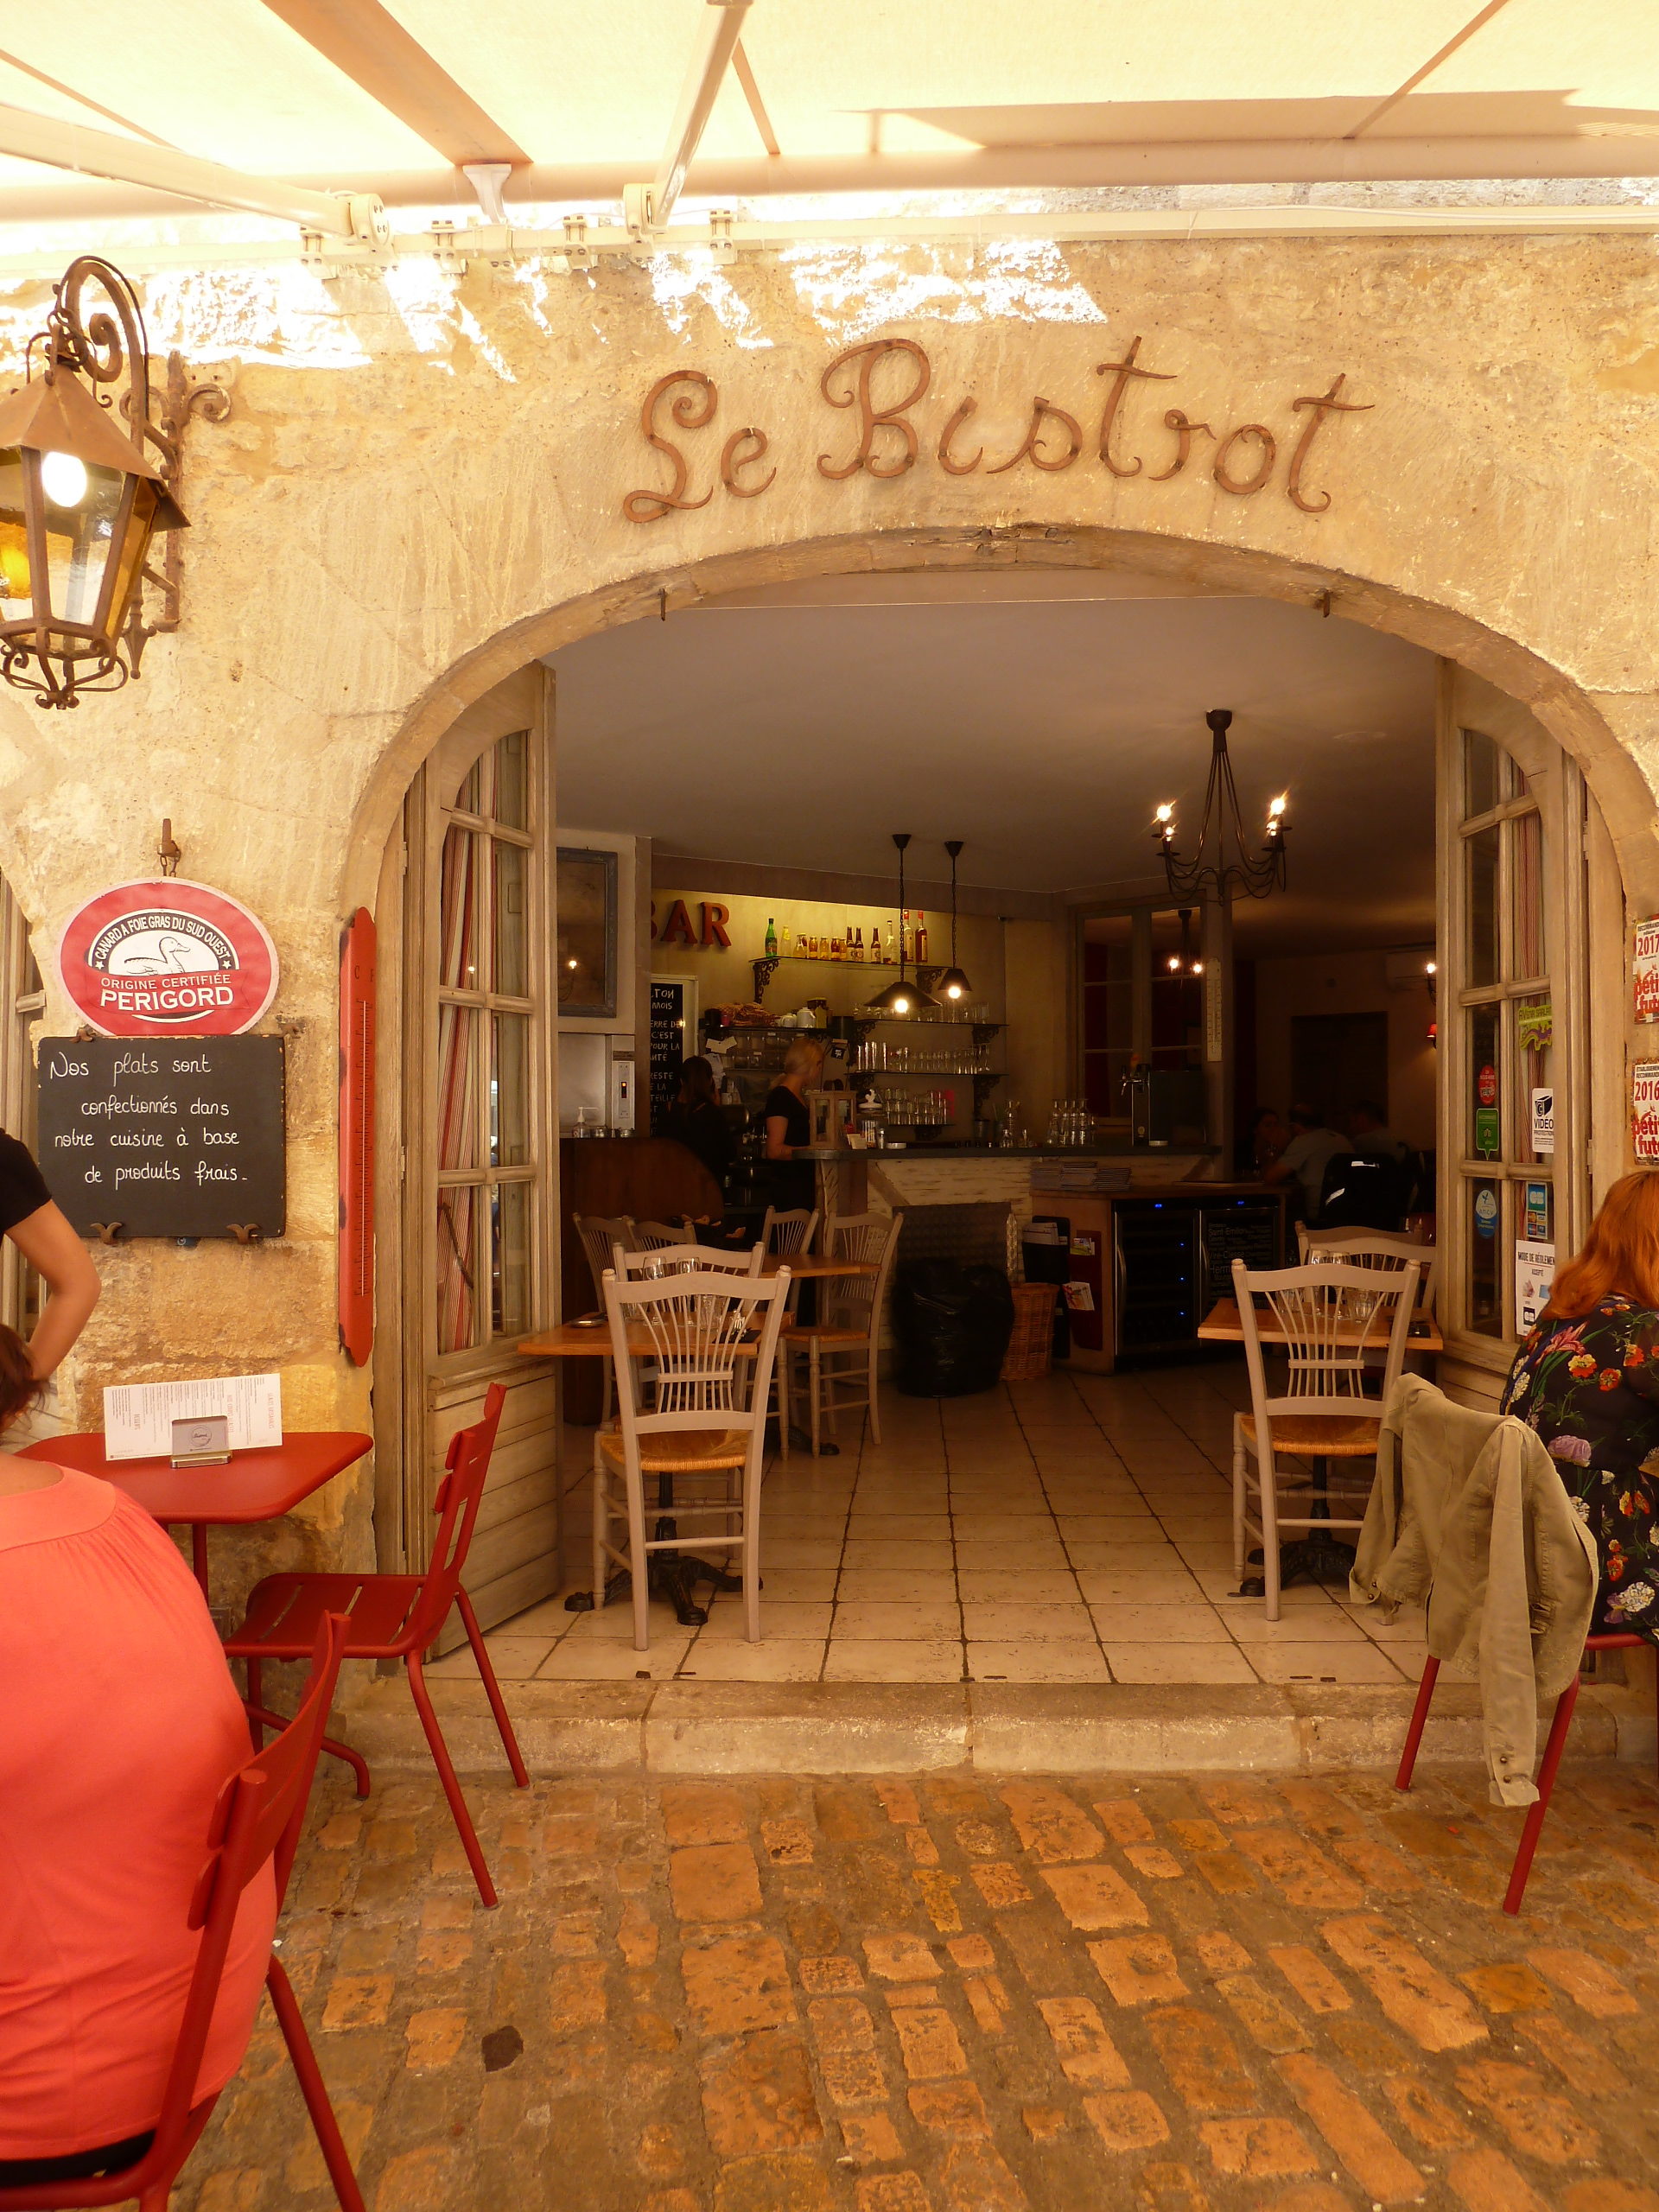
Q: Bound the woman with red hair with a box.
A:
[1503,1170,1659,1638]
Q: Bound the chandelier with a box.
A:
[1152,709,1289,901]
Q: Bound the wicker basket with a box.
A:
[1001,1281,1059,1382]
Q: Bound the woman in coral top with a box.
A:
[0,1149,276,2184]
[1502,1171,1659,1643]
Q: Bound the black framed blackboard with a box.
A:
[37,1035,286,1240]
[649,976,696,1132]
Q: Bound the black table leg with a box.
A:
[566,1468,747,1625]
[1238,1456,1356,1597]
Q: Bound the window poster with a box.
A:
[1636,919,1659,1022]
[1516,1243,1555,1332]
[1634,1063,1659,1163]
[1516,999,1553,1052]
[1530,1088,1554,1155]
[1523,1180,1551,1243]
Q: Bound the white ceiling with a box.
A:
[549,571,1436,957]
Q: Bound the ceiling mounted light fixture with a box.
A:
[867,833,938,1016]
[1153,708,1289,902]
[937,839,973,1004]
[0,256,188,709]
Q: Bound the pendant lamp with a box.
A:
[938,839,973,1003]
[867,833,939,1014]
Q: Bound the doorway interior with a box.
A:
[381,560,1610,1686]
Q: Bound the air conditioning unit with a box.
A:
[1385,948,1437,991]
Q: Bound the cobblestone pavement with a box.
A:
[171,1760,1659,2212]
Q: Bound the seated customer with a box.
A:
[1347,1098,1407,1163]
[1502,1171,1659,1641]
[0,1332,276,2184]
[1262,1103,1347,1226]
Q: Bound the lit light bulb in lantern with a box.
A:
[40,450,88,507]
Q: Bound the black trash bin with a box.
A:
[892,1259,1016,1398]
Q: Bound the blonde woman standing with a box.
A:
[762,1035,825,1213]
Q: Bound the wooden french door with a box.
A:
[1435,664,1621,1407]
[372,665,563,1635]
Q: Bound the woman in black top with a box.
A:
[660,1057,734,1190]
[761,1037,823,1213]
[0,1131,100,1381]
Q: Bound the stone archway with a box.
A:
[345,524,1659,918]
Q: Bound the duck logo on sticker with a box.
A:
[58,880,279,1037]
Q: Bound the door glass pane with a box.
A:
[493,730,530,830]
[1468,1178,1502,1337]
[1512,810,1544,980]
[493,840,529,996]
[492,1014,531,1167]
[1468,1003,1500,1159]
[493,1180,532,1336]
[452,757,482,816]
[439,826,480,988]
[436,1005,480,1169]
[1465,825,1499,987]
[1463,728,1502,818]
[436,1185,479,1352]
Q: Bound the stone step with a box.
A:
[339,1674,1654,1777]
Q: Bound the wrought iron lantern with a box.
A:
[1152,708,1289,902]
[0,257,187,708]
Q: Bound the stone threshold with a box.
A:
[343,1675,1656,1777]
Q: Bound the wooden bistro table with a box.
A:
[519,1251,878,1623]
[18,1430,373,1605]
[1195,1294,1444,1591]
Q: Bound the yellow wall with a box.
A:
[1003,919,1071,1142]
[1254,950,1437,1147]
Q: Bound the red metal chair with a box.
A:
[1395,1631,1658,1915]
[224,1383,529,1908]
[0,1614,361,2212]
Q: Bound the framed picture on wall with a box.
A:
[557,847,618,1018]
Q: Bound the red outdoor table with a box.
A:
[18,1430,373,1599]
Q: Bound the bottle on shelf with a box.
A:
[850,925,863,963]
[915,912,928,963]
[765,917,778,958]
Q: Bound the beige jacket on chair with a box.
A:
[1350,1371,1598,1806]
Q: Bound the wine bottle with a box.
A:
[765,916,778,958]
[916,912,929,963]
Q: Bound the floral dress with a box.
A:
[1502,1295,1659,1640]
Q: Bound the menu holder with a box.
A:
[170,1414,231,1466]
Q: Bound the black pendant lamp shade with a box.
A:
[938,838,972,1002]
[868,832,938,1014]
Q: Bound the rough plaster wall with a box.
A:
[0,233,1656,1597]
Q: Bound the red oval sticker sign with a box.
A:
[1477,1063,1498,1108]
[58,879,279,1037]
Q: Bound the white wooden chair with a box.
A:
[760,1206,819,1259]
[780,1211,903,1458]
[1297,1224,1440,1320]
[631,1217,696,1251]
[593,1262,791,1649]
[1231,1254,1422,1619]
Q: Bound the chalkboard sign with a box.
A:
[37,1035,286,1241]
[649,976,696,1133]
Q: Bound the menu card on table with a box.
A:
[103,1374,283,1461]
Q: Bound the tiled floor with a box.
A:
[440,1361,1432,1688]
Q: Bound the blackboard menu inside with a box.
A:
[37,1034,286,1240]
[649,978,693,1133]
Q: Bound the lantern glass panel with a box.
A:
[43,456,124,630]
[0,449,33,617]
[101,476,157,638]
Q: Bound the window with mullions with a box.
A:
[1454,727,1554,1341]
[435,730,539,1356]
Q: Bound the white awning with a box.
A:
[0,0,1654,259]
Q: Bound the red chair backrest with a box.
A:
[0,1615,349,2209]
[405,1382,506,1649]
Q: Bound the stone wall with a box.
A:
[1,232,1656,1590]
